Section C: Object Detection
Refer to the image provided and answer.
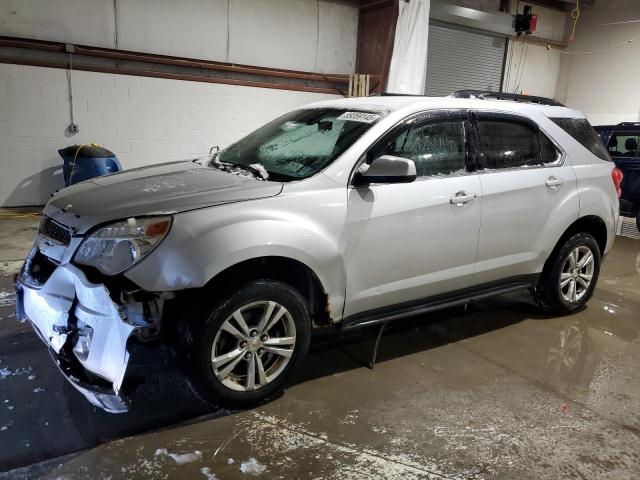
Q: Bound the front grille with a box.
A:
[40,217,72,246]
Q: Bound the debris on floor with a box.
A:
[155,448,203,465]
[200,466,217,479]
[239,457,267,475]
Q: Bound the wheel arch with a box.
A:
[535,215,605,313]
[203,256,332,327]
[544,215,608,273]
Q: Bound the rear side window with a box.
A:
[551,118,610,161]
[476,118,541,169]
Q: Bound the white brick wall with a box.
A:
[0,63,338,206]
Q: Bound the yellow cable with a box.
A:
[0,208,41,219]
[570,0,580,41]
[68,143,100,185]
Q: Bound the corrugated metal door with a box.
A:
[425,23,506,96]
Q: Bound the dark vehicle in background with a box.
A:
[595,122,640,230]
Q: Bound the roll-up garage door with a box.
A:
[425,23,507,97]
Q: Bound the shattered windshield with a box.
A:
[216,108,383,181]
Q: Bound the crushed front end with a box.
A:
[15,216,169,413]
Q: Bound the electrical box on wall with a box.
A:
[515,5,538,35]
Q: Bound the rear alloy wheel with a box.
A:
[187,280,311,406]
[535,232,601,314]
[559,246,595,304]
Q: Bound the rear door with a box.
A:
[471,111,579,285]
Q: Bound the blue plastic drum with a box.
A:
[58,144,123,187]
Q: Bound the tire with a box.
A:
[636,212,640,234]
[534,232,601,314]
[182,280,311,407]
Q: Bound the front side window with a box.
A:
[369,119,467,177]
[476,117,541,169]
[606,132,640,157]
[217,108,383,181]
[551,117,610,161]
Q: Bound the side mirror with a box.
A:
[353,155,417,186]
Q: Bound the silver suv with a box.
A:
[15,92,621,412]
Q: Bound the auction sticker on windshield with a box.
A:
[337,112,381,123]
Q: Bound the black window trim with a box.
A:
[348,109,476,186]
[470,110,566,172]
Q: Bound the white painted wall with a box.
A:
[0,64,338,206]
[317,1,359,73]
[0,0,358,74]
[116,0,230,62]
[0,0,116,48]
[502,40,561,98]
[229,0,319,71]
[556,0,640,125]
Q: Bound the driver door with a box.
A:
[344,111,482,318]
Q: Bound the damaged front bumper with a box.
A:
[15,248,139,413]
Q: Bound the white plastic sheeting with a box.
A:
[386,0,431,95]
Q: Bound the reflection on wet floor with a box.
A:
[1,230,640,478]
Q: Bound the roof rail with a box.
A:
[450,90,565,107]
[618,122,640,126]
[375,92,426,97]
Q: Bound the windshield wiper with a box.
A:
[228,162,269,180]
[211,158,268,181]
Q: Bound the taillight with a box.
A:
[611,166,623,198]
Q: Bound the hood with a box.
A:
[44,161,283,232]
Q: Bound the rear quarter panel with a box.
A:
[549,121,618,254]
[572,160,619,253]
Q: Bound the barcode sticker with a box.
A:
[337,111,381,123]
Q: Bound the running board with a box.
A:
[342,276,538,332]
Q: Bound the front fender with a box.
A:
[125,198,347,319]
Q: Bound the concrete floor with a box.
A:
[1,212,640,479]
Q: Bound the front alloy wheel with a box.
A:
[212,301,296,391]
[186,280,311,406]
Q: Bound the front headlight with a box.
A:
[74,216,172,276]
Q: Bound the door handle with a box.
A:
[545,176,565,188]
[450,191,479,206]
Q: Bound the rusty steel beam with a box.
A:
[0,36,373,95]
[0,55,347,95]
